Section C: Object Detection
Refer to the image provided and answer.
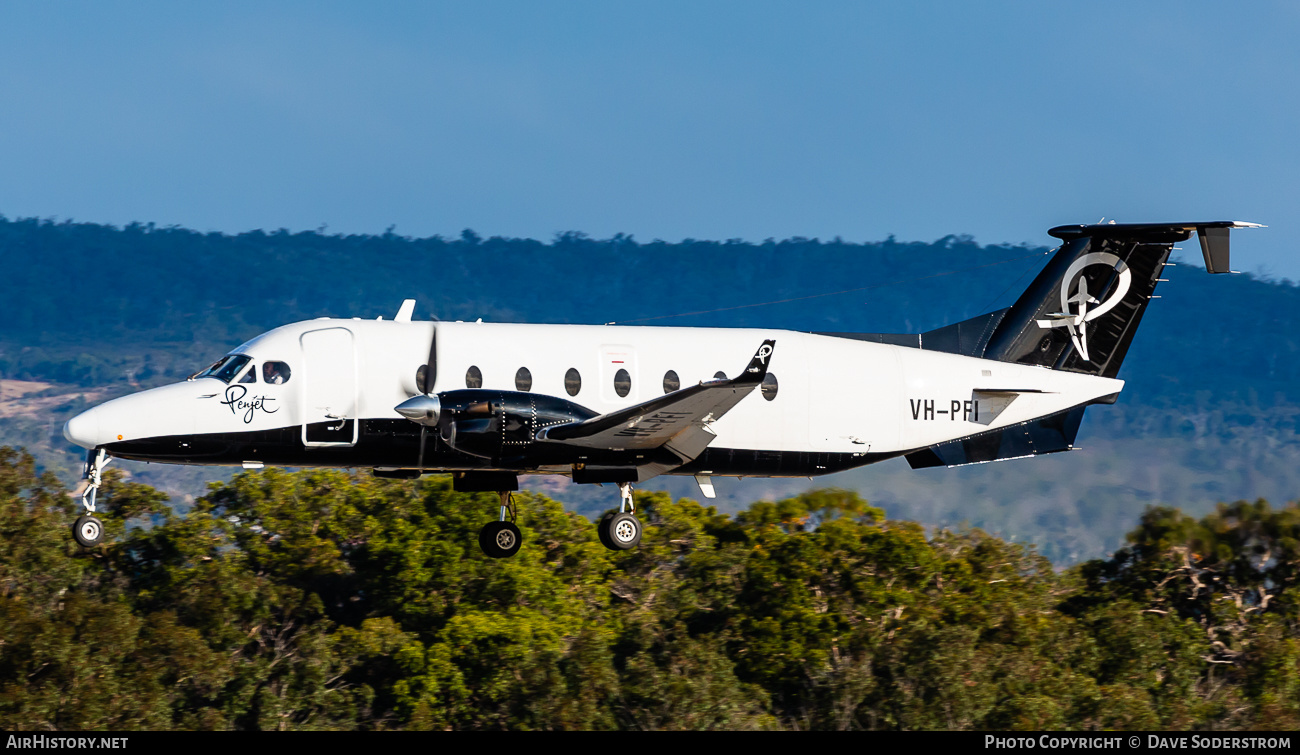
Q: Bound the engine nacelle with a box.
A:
[435,389,597,460]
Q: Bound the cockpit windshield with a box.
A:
[191,355,253,383]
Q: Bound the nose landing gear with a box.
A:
[478,491,522,558]
[73,449,110,547]
[597,482,642,551]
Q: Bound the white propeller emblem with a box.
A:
[1035,252,1131,362]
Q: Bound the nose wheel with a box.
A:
[596,482,642,551]
[478,491,523,558]
[72,449,110,547]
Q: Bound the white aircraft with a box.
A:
[63,221,1260,556]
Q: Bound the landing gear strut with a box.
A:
[597,482,642,551]
[478,491,522,558]
[73,449,110,547]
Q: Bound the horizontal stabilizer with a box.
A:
[1047,220,1263,274]
[970,387,1050,426]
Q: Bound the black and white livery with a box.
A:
[64,221,1260,554]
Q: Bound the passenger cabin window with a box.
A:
[662,370,680,393]
[264,361,292,385]
[466,366,483,389]
[515,367,532,392]
[416,365,429,393]
[614,368,631,398]
[195,355,252,384]
[761,373,778,401]
[565,368,582,396]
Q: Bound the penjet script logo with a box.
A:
[1034,252,1131,362]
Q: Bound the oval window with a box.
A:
[662,370,680,394]
[614,368,631,398]
[263,361,292,385]
[515,367,532,392]
[466,365,483,389]
[415,364,429,393]
[713,371,727,381]
[761,373,778,401]
[564,367,582,397]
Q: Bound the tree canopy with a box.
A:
[1,447,1297,730]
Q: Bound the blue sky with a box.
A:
[1,1,1297,277]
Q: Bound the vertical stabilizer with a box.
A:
[980,221,1260,378]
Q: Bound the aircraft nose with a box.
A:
[63,408,102,449]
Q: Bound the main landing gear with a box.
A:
[475,482,644,558]
[478,491,522,559]
[73,449,110,547]
[596,482,642,551]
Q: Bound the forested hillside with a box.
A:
[2,450,1298,730]
[2,215,1299,563]
[8,215,1297,401]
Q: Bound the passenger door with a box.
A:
[300,327,359,447]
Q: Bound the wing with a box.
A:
[537,339,775,463]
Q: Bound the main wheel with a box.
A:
[72,515,104,547]
[478,520,522,558]
[596,511,616,549]
[601,512,642,551]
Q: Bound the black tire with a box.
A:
[597,510,616,550]
[478,521,522,558]
[605,512,642,550]
[72,515,104,547]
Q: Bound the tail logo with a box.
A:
[1034,252,1131,362]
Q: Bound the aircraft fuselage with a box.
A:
[64,317,1122,479]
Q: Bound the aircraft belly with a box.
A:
[102,418,894,479]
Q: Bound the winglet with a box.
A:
[737,340,776,385]
[1199,222,1263,274]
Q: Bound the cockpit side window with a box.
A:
[263,361,291,385]
[194,355,253,384]
[239,364,258,383]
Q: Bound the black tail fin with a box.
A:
[819,221,1260,377]
[973,221,1260,378]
